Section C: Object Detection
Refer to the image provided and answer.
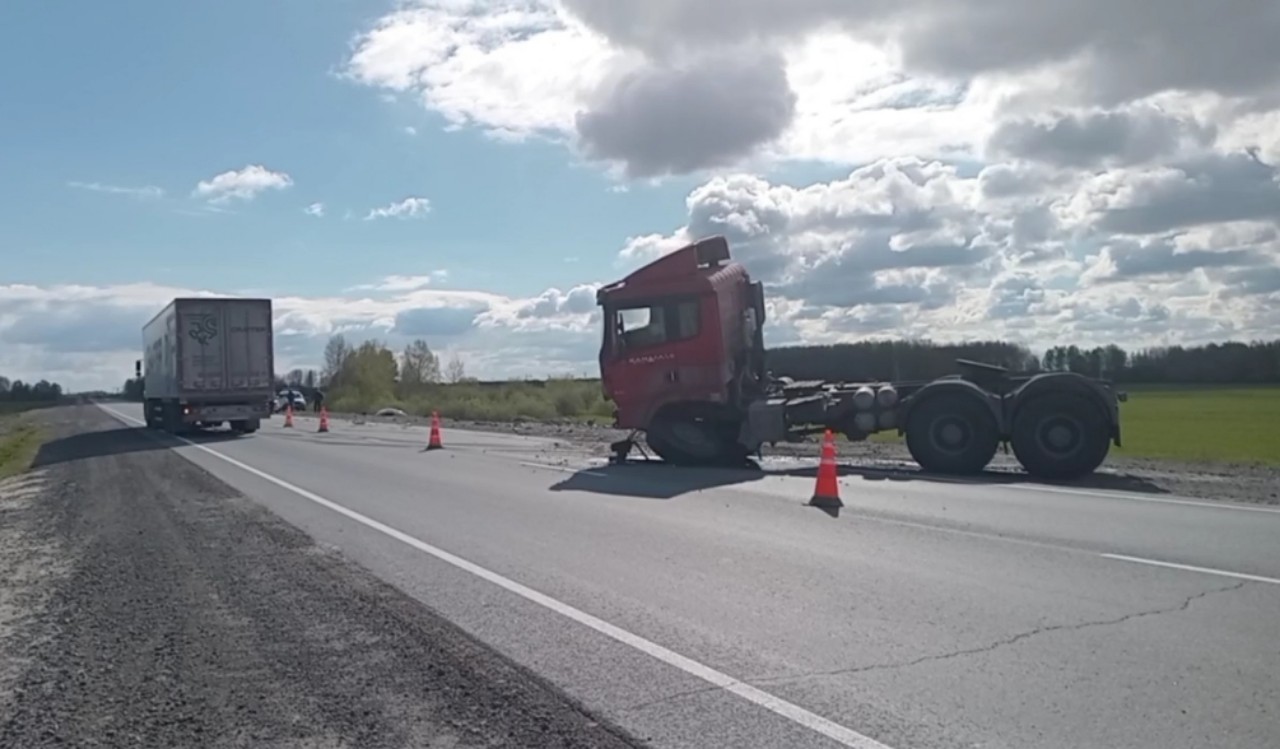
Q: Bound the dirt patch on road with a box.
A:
[0,405,640,749]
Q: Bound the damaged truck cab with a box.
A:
[597,236,1125,481]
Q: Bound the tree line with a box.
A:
[765,339,1280,384]
[316,335,472,407]
[0,375,64,402]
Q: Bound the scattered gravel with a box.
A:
[0,406,641,749]
[298,410,1279,506]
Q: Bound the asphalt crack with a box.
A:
[751,580,1249,687]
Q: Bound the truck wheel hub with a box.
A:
[1038,417,1081,454]
[932,418,970,453]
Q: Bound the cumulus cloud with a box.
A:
[304,202,325,217]
[562,0,1280,106]
[349,271,449,292]
[193,165,293,203]
[365,196,432,220]
[342,1,994,172]
[987,106,1218,168]
[343,0,1280,179]
[345,0,614,138]
[575,49,797,177]
[614,154,1280,349]
[1061,153,1280,235]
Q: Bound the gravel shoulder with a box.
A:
[292,409,1279,506]
[0,405,641,749]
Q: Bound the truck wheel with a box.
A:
[905,395,999,475]
[1011,393,1110,480]
[231,418,260,434]
[646,409,748,467]
[162,401,185,435]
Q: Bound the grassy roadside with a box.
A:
[328,379,615,424]
[0,401,58,416]
[866,385,1280,465]
[0,416,43,479]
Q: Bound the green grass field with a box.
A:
[1111,385,1280,466]
[868,384,1280,466]
[0,417,43,479]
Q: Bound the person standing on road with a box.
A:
[313,389,325,413]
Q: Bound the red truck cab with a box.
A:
[597,236,764,424]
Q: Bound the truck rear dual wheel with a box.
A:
[231,418,260,434]
[905,395,1000,476]
[1011,393,1110,480]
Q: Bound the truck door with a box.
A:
[604,294,718,424]
[178,301,226,393]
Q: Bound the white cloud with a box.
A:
[349,270,449,292]
[343,1,1280,183]
[68,181,165,200]
[0,279,592,392]
[364,196,432,220]
[345,0,615,139]
[612,154,1280,350]
[193,165,294,203]
[304,202,325,217]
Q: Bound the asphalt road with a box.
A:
[96,403,1278,749]
[1,405,638,749]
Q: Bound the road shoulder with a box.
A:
[0,405,639,749]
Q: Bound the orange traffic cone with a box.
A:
[284,404,294,428]
[809,430,842,509]
[317,406,330,433]
[425,411,443,450]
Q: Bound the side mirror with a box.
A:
[135,360,142,378]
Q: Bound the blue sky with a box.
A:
[0,0,699,296]
[1,0,1276,391]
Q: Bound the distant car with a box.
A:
[375,407,407,418]
[274,390,308,413]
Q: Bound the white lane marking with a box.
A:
[1102,554,1280,586]
[97,404,893,749]
[993,482,1280,515]
[519,461,608,478]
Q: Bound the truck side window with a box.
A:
[673,300,699,340]
[616,299,700,352]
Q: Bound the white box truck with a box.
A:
[137,297,274,434]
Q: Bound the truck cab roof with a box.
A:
[596,236,748,305]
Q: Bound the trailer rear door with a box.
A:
[178,300,227,392]
[225,301,273,390]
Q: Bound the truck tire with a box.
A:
[905,394,999,475]
[162,400,185,435]
[231,418,260,434]
[1011,392,1110,480]
[646,407,749,467]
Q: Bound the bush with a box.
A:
[329,378,613,423]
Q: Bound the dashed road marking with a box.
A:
[1102,553,1280,586]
